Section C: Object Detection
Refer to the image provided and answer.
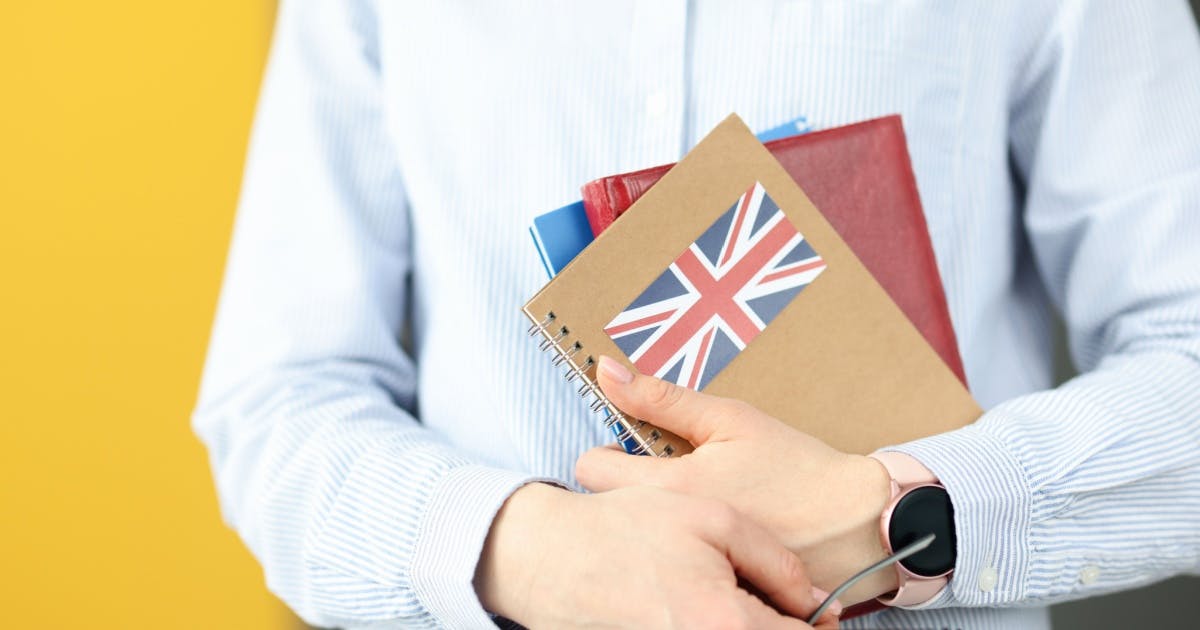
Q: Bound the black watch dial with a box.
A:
[889,485,957,577]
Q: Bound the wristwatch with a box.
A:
[869,451,957,607]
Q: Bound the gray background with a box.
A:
[1049,5,1199,627]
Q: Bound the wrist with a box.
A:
[794,454,898,604]
[474,482,572,621]
[842,454,902,600]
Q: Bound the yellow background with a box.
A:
[1,2,295,628]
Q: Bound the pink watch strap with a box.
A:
[877,560,948,607]
[871,451,938,485]
[869,451,951,608]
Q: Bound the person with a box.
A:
[194,1,1200,628]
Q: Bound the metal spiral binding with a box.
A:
[527,311,674,457]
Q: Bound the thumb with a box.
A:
[596,355,742,445]
[714,511,821,622]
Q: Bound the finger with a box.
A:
[711,510,821,621]
[596,355,745,444]
[813,610,840,630]
[575,444,670,491]
[737,589,815,629]
[808,587,842,630]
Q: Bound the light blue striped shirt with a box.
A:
[194,1,1200,628]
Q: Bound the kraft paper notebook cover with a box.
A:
[523,114,980,459]
[581,116,968,386]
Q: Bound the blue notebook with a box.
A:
[529,200,594,277]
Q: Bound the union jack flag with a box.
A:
[604,181,826,390]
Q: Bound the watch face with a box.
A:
[889,485,957,577]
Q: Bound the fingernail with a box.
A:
[811,586,842,617]
[598,356,634,384]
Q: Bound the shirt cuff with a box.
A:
[410,465,558,628]
[879,423,1032,607]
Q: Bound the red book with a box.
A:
[581,115,967,386]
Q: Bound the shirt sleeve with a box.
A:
[883,0,1200,608]
[191,1,556,626]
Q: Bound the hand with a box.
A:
[475,483,840,629]
[575,356,898,605]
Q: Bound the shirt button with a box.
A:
[645,90,669,117]
[978,566,998,592]
[1080,565,1101,585]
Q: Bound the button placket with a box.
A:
[625,0,688,167]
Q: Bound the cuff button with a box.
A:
[1080,565,1101,585]
[978,566,998,592]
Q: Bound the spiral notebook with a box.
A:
[523,114,980,457]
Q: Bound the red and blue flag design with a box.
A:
[604,181,826,390]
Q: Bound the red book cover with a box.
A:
[581,116,967,387]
